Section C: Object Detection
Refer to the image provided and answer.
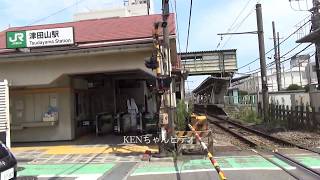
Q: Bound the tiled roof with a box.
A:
[0,14,175,50]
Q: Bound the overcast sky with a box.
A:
[0,0,314,90]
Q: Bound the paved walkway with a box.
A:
[15,153,320,180]
[13,144,158,164]
[11,135,320,180]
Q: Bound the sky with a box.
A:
[0,0,313,91]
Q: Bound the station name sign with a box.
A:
[6,27,74,49]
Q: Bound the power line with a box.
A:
[28,0,88,26]
[238,19,311,70]
[244,43,313,74]
[172,0,181,54]
[284,51,315,73]
[216,0,252,48]
[221,7,255,49]
[185,0,193,53]
[228,0,253,32]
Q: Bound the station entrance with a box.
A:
[71,70,159,145]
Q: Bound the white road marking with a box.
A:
[37,174,102,179]
[130,167,297,176]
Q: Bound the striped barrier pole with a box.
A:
[188,124,227,180]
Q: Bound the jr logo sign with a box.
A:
[6,31,27,48]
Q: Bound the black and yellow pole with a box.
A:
[188,124,227,180]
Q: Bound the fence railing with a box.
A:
[224,95,257,106]
[259,103,320,131]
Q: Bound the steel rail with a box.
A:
[274,152,320,179]
[207,113,320,179]
[209,118,257,148]
[209,113,320,155]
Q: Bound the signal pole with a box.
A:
[256,3,269,122]
[272,21,282,91]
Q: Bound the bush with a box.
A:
[176,100,189,131]
[236,108,262,124]
[286,84,304,91]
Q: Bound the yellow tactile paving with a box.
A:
[12,145,158,155]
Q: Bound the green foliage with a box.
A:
[286,84,304,91]
[235,108,262,124]
[176,100,188,131]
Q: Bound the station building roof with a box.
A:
[0,13,176,55]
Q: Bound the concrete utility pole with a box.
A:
[256,3,269,122]
[272,21,282,91]
[161,0,175,143]
[312,0,320,89]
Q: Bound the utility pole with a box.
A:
[277,32,282,89]
[217,3,269,122]
[160,0,175,148]
[312,0,320,89]
[272,21,282,91]
[256,3,269,122]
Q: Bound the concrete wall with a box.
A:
[11,90,74,142]
[0,51,153,87]
[310,91,320,111]
[263,91,310,106]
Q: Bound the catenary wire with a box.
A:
[238,19,311,70]
[185,0,193,53]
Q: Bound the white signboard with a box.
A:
[6,27,74,48]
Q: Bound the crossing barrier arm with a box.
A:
[188,124,227,180]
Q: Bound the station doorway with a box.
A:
[71,70,159,145]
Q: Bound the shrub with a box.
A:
[176,100,189,131]
[286,84,304,91]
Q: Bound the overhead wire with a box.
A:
[28,0,88,25]
[185,0,193,53]
[284,51,315,73]
[216,0,253,48]
[221,7,256,49]
[244,43,313,74]
[172,0,182,54]
[238,19,311,70]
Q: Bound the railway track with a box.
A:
[206,114,320,180]
[195,105,320,179]
[206,113,320,154]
